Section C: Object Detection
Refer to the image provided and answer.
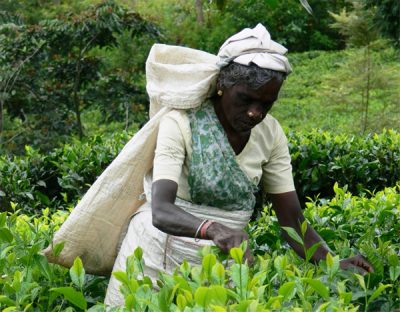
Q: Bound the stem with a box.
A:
[125,102,129,131]
[73,53,83,139]
[194,0,204,25]
[365,45,371,133]
[0,99,3,136]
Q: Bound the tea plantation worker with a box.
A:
[104,24,373,306]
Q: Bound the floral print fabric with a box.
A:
[187,102,257,211]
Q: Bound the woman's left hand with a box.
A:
[339,255,374,274]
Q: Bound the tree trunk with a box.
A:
[195,0,205,25]
[0,99,3,134]
[73,56,84,139]
[0,99,3,147]
[125,103,129,131]
[364,45,371,133]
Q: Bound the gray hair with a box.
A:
[217,62,287,90]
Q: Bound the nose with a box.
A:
[247,105,263,120]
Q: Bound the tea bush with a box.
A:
[0,205,108,311]
[1,129,399,214]
[0,132,131,214]
[288,129,400,206]
[0,185,399,311]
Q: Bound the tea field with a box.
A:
[0,129,399,311]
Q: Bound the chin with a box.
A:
[235,123,253,133]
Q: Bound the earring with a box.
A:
[247,111,254,118]
[217,90,223,96]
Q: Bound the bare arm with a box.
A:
[270,191,373,272]
[151,179,253,261]
[151,179,204,236]
[270,191,330,262]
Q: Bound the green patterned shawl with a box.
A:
[187,102,257,211]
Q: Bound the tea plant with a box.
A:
[0,204,108,311]
[0,186,398,311]
[1,130,399,214]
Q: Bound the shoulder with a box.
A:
[159,109,190,129]
[158,109,191,145]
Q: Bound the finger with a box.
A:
[355,255,374,273]
[245,249,254,265]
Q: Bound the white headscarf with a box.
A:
[217,23,292,73]
[146,23,291,117]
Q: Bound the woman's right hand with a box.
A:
[206,222,254,264]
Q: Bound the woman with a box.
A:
[104,24,373,306]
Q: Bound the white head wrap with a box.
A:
[217,23,292,73]
[146,24,291,117]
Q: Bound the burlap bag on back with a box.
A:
[43,44,219,275]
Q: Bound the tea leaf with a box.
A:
[0,228,13,243]
[176,294,187,311]
[326,253,340,277]
[0,295,16,307]
[354,274,366,291]
[231,264,249,300]
[389,266,400,282]
[282,227,303,245]
[70,257,85,290]
[50,287,87,310]
[195,287,211,307]
[134,247,143,260]
[0,212,6,227]
[368,283,392,304]
[209,285,227,305]
[305,241,322,262]
[301,220,308,237]
[278,281,296,301]
[212,262,225,285]
[230,247,244,264]
[52,241,65,257]
[303,278,329,299]
[202,253,217,279]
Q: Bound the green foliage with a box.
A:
[271,48,400,134]
[1,129,399,214]
[135,0,348,53]
[366,0,400,47]
[288,129,400,206]
[0,132,131,214]
[111,184,400,310]
[0,207,107,311]
[320,45,400,133]
[0,185,399,310]
[330,0,380,48]
[0,0,157,152]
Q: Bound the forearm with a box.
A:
[152,201,204,237]
[270,191,332,263]
[152,179,205,238]
[283,222,332,262]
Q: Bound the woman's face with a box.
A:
[216,78,283,134]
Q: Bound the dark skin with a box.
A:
[152,78,374,274]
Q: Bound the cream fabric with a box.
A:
[43,24,292,276]
[146,44,219,117]
[42,107,170,275]
[153,109,295,201]
[217,24,292,73]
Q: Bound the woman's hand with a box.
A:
[206,222,254,264]
[339,255,374,274]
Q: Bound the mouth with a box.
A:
[237,120,257,131]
